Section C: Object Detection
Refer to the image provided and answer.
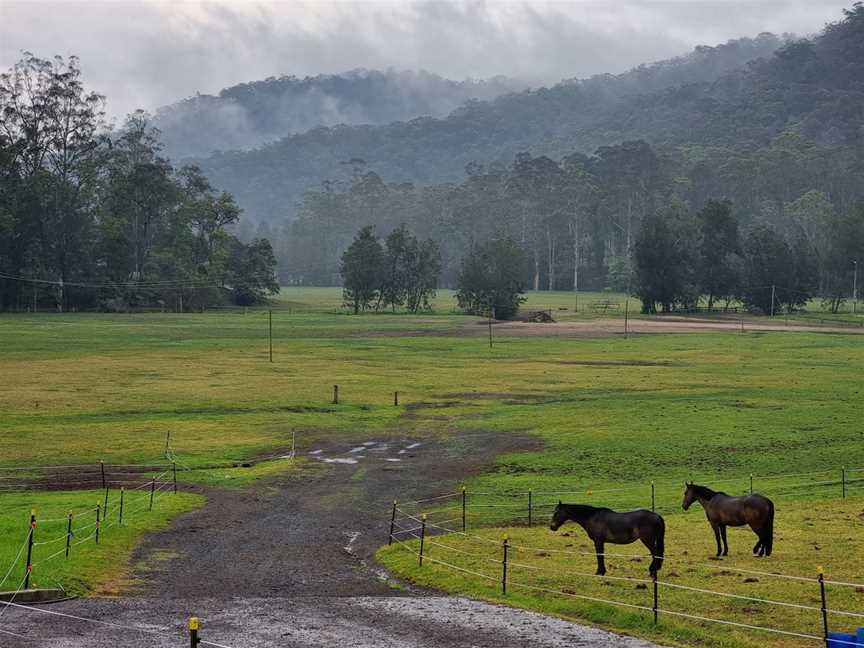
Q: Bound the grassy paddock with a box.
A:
[379,497,864,648]
[1,289,862,641]
[0,489,203,595]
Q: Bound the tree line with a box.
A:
[0,54,279,312]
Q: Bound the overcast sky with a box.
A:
[0,0,852,121]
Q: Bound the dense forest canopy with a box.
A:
[153,70,528,159]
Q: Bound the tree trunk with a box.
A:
[547,227,555,292]
[533,251,540,292]
[570,217,579,293]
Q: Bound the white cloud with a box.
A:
[0,0,851,120]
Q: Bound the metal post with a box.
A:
[462,487,467,532]
[24,510,35,589]
[333,384,339,405]
[95,504,101,544]
[119,488,125,526]
[502,535,509,594]
[164,431,171,458]
[268,310,273,363]
[394,391,398,407]
[189,617,201,647]
[818,568,829,647]
[528,489,533,528]
[100,461,106,489]
[852,260,857,314]
[388,500,397,545]
[65,512,73,559]
[173,462,178,494]
[749,473,754,495]
[103,486,109,519]
[418,515,427,566]
[770,284,776,317]
[149,479,155,511]
[653,573,659,624]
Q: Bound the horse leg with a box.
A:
[594,539,606,576]
[752,536,763,556]
[749,523,764,556]
[711,523,722,557]
[640,537,658,575]
[720,525,729,556]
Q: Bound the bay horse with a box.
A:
[550,502,665,576]
[682,483,774,557]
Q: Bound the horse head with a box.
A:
[549,501,567,531]
[682,481,696,510]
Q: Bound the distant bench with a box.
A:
[590,300,620,312]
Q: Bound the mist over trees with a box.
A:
[0,54,278,312]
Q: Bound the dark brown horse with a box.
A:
[682,483,774,557]
[550,502,665,576]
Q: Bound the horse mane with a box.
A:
[691,483,726,499]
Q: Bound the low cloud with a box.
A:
[0,0,851,120]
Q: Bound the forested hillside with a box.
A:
[194,32,788,224]
[270,6,864,305]
[153,70,528,159]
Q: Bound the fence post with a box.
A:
[528,489,533,528]
[100,460,106,489]
[189,616,201,647]
[103,486,109,519]
[23,510,35,589]
[119,488,125,526]
[818,567,829,647]
[65,512,73,559]
[95,504,101,545]
[394,391,399,407]
[501,535,509,594]
[462,487,467,532]
[333,384,339,405]
[749,473,754,495]
[418,514,427,566]
[173,462,178,494]
[388,500,397,545]
[651,480,656,512]
[841,467,847,498]
[149,479,155,511]
[653,573,659,624]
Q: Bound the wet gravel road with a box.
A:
[2,433,664,647]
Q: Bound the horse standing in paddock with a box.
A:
[682,483,774,557]
[549,503,665,576]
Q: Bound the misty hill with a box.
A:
[153,69,528,158]
[193,32,790,223]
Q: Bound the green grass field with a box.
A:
[1,287,862,644]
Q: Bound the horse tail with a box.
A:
[653,517,665,573]
[764,499,774,557]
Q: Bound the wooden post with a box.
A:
[65,512,73,559]
[24,510,36,588]
[501,535,509,594]
[333,384,339,404]
[462,487,467,532]
[818,568,829,647]
[388,500,397,545]
[418,514,427,566]
[189,617,201,647]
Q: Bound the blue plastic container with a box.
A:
[857,627,864,646]
[827,632,856,648]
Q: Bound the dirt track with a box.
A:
[1,432,664,647]
[468,315,864,338]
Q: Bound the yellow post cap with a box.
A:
[817,566,824,575]
[586,490,593,496]
[189,617,199,630]
[422,513,427,521]
[503,534,509,542]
